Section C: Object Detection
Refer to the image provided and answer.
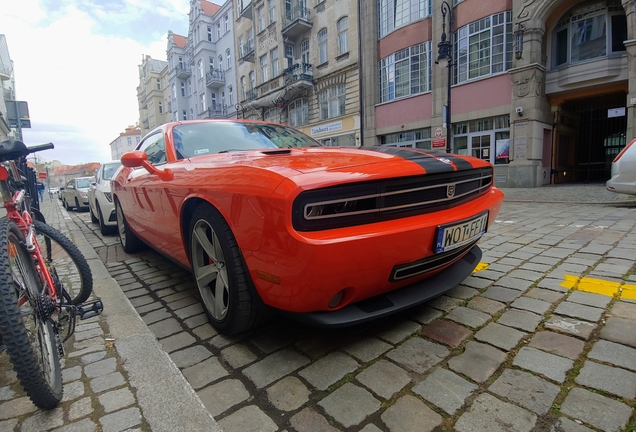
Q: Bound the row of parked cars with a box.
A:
[58,161,122,235]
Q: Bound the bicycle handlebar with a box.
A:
[27,143,54,154]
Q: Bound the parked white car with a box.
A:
[88,161,122,234]
[62,177,94,211]
[606,138,636,196]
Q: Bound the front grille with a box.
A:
[391,240,478,281]
[292,167,492,231]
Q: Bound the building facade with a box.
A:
[137,55,171,137]
[109,125,142,160]
[166,0,239,123]
[361,0,633,187]
[0,35,16,142]
[234,0,360,146]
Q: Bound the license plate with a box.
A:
[435,211,488,254]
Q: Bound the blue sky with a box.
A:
[0,0,197,165]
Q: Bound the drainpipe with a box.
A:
[357,0,364,146]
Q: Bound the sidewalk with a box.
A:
[0,198,221,432]
[499,183,636,205]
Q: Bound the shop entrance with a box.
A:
[552,92,627,184]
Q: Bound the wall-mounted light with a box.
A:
[514,23,525,60]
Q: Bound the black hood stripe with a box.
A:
[361,146,474,173]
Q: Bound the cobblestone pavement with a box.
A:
[1,185,636,431]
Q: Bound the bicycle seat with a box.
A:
[0,139,29,162]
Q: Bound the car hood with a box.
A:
[189,146,490,178]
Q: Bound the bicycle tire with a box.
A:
[34,220,93,305]
[0,218,63,409]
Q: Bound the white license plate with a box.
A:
[435,211,488,254]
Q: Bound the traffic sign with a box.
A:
[432,139,446,148]
[435,128,443,138]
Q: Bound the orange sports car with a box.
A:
[112,120,503,334]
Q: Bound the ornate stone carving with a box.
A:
[517,0,538,23]
[514,69,544,98]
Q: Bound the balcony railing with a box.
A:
[240,40,255,62]
[283,63,313,85]
[282,6,312,39]
[175,65,191,79]
[206,68,225,88]
[246,89,258,101]
[206,104,228,118]
[140,95,148,108]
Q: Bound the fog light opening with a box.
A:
[328,290,345,309]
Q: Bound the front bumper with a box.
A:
[280,245,481,327]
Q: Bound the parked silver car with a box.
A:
[88,161,121,234]
[606,138,636,196]
[61,177,94,211]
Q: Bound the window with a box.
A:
[337,17,349,55]
[136,136,141,144]
[249,71,256,89]
[229,86,233,104]
[379,0,429,38]
[319,84,346,120]
[257,6,265,32]
[381,129,432,149]
[188,79,192,95]
[217,23,221,39]
[183,110,187,120]
[225,15,229,33]
[301,39,310,64]
[139,132,167,165]
[226,49,231,69]
[269,0,277,24]
[260,54,269,81]
[200,94,205,110]
[159,101,163,114]
[127,137,132,145]
[288,98,309,127]
[454,11,513,84]
[453,115,510,164]
[208,26,212,41]
[172,83,176,98]
[219,55,223,70]
[221,91,226,106]
[209,56,214,70]
[379,42,431,103]
[211,93,216,107]
[271,47,279,77]
[198,60,203,78]
[241,76,247,100]
[156,79,161,90]
[318,28,328,64]
[181,82,186,97]
[286,44,294,58]
[553,4,626,67]
[239,36,245,57]
[264,108,281,123]
[178,56,184,69]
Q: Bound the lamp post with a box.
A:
[436,1,453,154]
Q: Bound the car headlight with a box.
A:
[80,192,88,198]
[104,192,112,202]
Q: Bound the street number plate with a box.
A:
[435,211,488,254]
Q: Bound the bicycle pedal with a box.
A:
[77,299,104,320]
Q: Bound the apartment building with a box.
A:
[166,0,238,123]
[360,0,633,187]
[0,35,16,142]
[235,0,360,146]
[109,125,142,160]
[137,55,171,137]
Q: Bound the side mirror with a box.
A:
[59,187,65,191]
[121,151,173,181]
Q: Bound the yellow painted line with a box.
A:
[560,274,636,299]
[474,262,489,273]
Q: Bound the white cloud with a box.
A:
[0,0,189,165]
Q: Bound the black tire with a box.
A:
[63,199,70,210]
[74,198,80,212]
[189,203,265,334]
[34,220,93,305]
[115,199,145,253]
[0,219,63,409]
[97,203,112,235]
[89,205,98,224]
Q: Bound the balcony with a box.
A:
[283,63,313,86]
[142,119,149,129]
[206,104,228,119]
[139,94,148,109]
[175,65,191,79]
[240,39,255,62]
[282,6,312,40]
[206,68,225,88]
[246,89,258,101]
[238,0,253,20]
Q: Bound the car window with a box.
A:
[66,180,74,189]
[102,163,122,180]
[172,122,321,159]
[76,178,91,188]
[139,132,167,165]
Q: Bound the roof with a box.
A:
[53,163,100,176]
[173,34,187,48]
[201,0,222,16]
[147,58,168,73]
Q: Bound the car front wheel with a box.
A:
[115,199,144,253]
[189,203,265,334]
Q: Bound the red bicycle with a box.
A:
[0,139,102,409]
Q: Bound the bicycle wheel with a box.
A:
[0,218,63,409]
[34,220,93,305]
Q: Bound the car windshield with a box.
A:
[76,179,91,188]
[102,163,122,180]
[172,121,321,159]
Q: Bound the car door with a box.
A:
[89,167,101,213]
[64,179,75,204]
[119,132,167,246]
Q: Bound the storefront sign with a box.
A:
[608,107,625,118]
[432,139,446,148]
[311,121,343,136]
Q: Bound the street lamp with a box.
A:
[436,1,453,154]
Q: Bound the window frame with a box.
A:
[378,41,431,103]
[318,28,328,64]
[337,17,349,56]
[319,84,346,120]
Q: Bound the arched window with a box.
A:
[337,17,348,55]
[226,49,231,69]
[288,98,309,127]
[301,39,310,64]
[318,28,328,64]
[264,108,281,123]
